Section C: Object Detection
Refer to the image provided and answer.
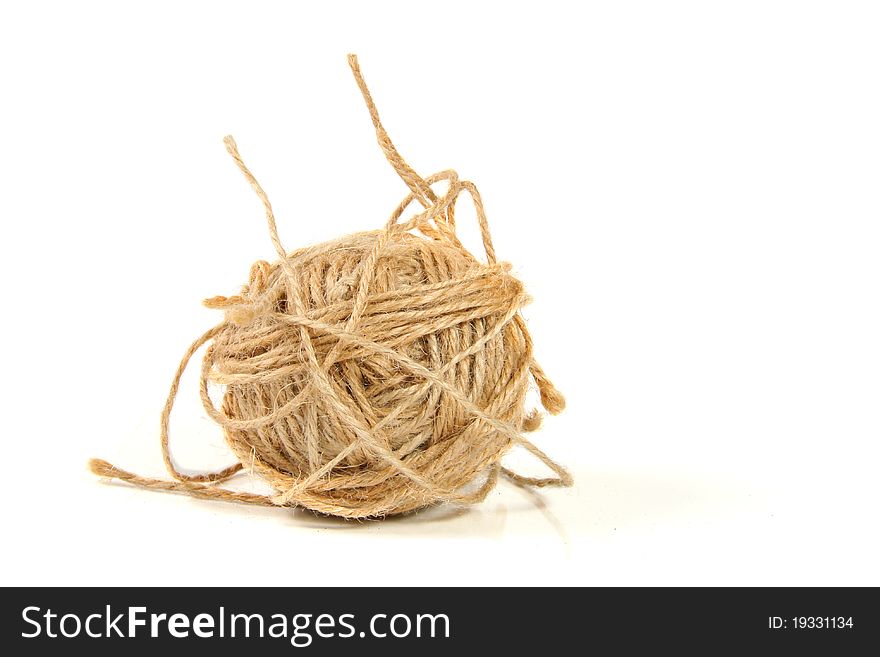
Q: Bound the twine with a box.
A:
[89,55,572,518]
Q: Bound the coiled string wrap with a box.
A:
[89,55,571,517]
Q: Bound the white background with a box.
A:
[1,1,878,586]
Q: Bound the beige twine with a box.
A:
[89,55,572,518]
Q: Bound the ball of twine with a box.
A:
[90,55,571,518]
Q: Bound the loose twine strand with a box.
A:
[89,55,571,518]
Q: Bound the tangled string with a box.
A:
[90,55,571,518]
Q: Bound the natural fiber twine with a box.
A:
[89,55,572,518]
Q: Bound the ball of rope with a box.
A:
[89,55,570,518]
